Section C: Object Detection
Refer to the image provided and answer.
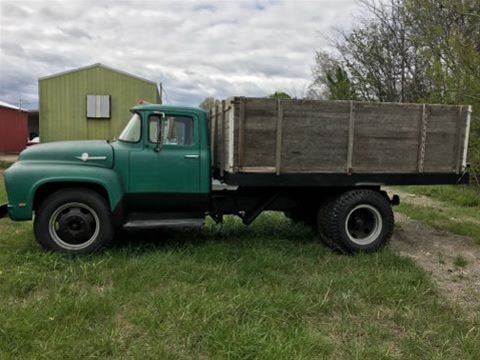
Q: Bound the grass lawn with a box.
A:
[0,161,12,170]
[394,185,480,244]
[399,184,480,208]
[1,175,479,359]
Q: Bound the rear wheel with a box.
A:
[34,189,113,254]
[317,198,340,250]
[318,189,394,253]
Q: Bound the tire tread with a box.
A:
[34,188,113,254]
[321,189,394,254]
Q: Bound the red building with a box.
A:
[0,101,28,153]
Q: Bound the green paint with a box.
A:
[3,104,211,220]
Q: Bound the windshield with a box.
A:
[118,113,141,142]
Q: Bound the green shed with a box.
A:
[39,63,160,142]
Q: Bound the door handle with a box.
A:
[184,154,199,159]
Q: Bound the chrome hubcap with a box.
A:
[49,202,100,250]
[345,204,382,245]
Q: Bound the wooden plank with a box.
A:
[232,99,240,171]
[423,106,458,172]
[454,106,464,174]
[348,102,421,173]
[243,98,277,169]
[281,101,349,173]
[275,99,283,175]
[240,166,276,173]
[213,102,223,168]
[238,98,246,167]
[461,106,473,171]
[208,108,217,167]
[213,103,222,168]
[417,104,428,173]
[346,101,355,173]
[223,102,231,172]
[220,100,226,177]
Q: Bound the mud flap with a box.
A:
[0,203,7,219]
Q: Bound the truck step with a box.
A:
[123,218,205,230]
[123,212,205,230]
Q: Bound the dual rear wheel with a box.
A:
[288,189,394,253]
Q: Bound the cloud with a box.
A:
[58,26,93,40]
[0,0,361,110]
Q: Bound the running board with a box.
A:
[123,218,205,230]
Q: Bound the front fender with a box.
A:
[4,162,124,220]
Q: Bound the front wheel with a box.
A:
[318,189,394,253]
[34,188,113,254]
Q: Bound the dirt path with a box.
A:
[0,154,18,163]
[391,213,480,312]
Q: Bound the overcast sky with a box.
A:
[0,0,361,110]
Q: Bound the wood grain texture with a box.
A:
[351,102,422,173]
[275,99,283,175]
[209,108,215,167]
[243,99,277,167]
[280,100,350,172]
[454,106,464,173]
[238,98,246,167]
[216,97,469,176]
[220,100,226,177]
[423,106,459,173]
[417,104,428,173]
[346,101,355,173]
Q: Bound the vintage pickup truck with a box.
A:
[0,98,472,254]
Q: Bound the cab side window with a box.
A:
[149,115,194,146]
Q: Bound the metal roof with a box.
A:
[38,63,158,85]
[0,100,28,112]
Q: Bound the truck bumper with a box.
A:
[0,203,7,219]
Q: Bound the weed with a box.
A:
[454,256,468,268]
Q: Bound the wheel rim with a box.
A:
[48,202,100,250]
[345,204,383,246]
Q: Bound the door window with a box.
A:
[149,115,194,146]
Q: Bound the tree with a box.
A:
[199,97,218,112]
[325,66,357,100]
[405,0,479,101]
[268,91,291,99]
[312,0,432,103]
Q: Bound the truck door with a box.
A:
[128,112,201,210]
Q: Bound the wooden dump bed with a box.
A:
[209,97,471,186]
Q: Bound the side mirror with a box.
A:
[154,112,165,152]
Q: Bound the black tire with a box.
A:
[317,198,343,251]
[34,188,114,254]
[318,189,394,254]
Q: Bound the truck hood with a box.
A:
[18,140,114,168]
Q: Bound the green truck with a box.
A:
[0,98,472,254]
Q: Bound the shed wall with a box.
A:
[0,107,28,153]
[39,66,158,142]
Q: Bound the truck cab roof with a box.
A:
[130,103,207,115]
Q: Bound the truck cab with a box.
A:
[111,104,211,214]
[1,104,214,253]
